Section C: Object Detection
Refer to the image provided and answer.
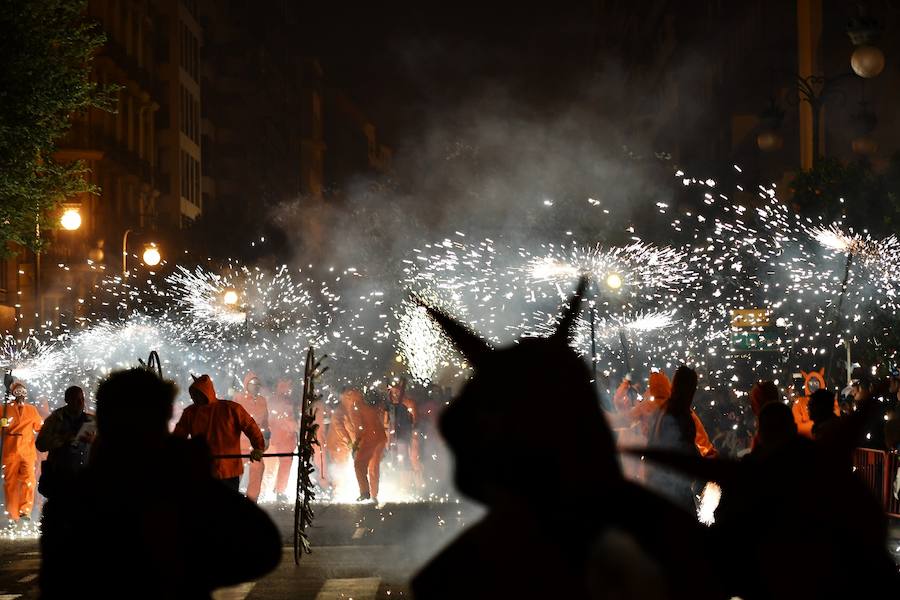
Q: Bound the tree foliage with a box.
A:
[789,155,900,236]
[0,0,112,254]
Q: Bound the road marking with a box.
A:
[15,574,36,584]
[352,527,366,539]
[212,582,256,600]
[0,595,22,599]
[315,578,381,600]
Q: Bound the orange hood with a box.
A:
[647,371,671,403]
[242,371,260,392]
[189,374,218,405]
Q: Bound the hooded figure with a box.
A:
[621,370,717,459]
[337,387,387,502]
[172,375,265,492]
[792,369,827,438]
[411,279,723,600]
[2,381,43,524]
[267,379,299,501]
[233,372,269,502]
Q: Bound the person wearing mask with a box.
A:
[172,374,265,493]
[35,386,95,499]
[385,378,424,490]
[1,381,43,526]
[234,372,269,502]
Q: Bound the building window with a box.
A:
[179,23,199,82]
[179,85,199,143]
[180,150,200,206]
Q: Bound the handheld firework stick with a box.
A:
[0,374,10,471]
[294,347,328,563]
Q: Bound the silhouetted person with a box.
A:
[642,382,900,599]
[645,365,699,511]
[411,279,723,600]
[40,368,280,599]
[850,372,887,449]
[750,402,801,460]
[748,380,779,450]
[35,386,94,499]
[808,388,840,441]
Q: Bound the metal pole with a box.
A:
[122,229,132,277]
[827,252,854,386]
[589,300,598,384]
[619,328,632,375]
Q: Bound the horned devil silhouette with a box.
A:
[410,277,724,600]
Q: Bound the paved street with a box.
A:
[0,501,895,599]
[0,501,484,600]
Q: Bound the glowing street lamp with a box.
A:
[60,207,82,231]
[142,244,161,267]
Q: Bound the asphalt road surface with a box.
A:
[0,501,484,600]
[0,502,897,599]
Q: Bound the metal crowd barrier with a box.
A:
[852,448,900,518]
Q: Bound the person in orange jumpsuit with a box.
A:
[267,379,299,502]
[323,402,350,478]
[2,381,43,525]
[337,387,387,503]
[172,374,265,493]
[385,379,424,489]
[233,372,269,502]
[791,369,828,438]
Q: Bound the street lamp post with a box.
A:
[122,229,161,276]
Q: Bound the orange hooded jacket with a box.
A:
[629,371,718,458]
[173,375,265,480]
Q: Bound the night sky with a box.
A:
[302,1,599,145]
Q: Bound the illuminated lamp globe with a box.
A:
[142,244,161,267]
[223,290,239,306]
[606,273,623,290]
[851,135,878,156]
[60,207,82,231]
[757,130,783,152]
[851,45,885,78]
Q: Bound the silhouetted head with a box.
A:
[63,385,85,416]
[808,389,836,424]
[756,402,797,452]
[666,366,697,417]
[96,368,176,450]
[417,277,619,506]
[749,381,779,418]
